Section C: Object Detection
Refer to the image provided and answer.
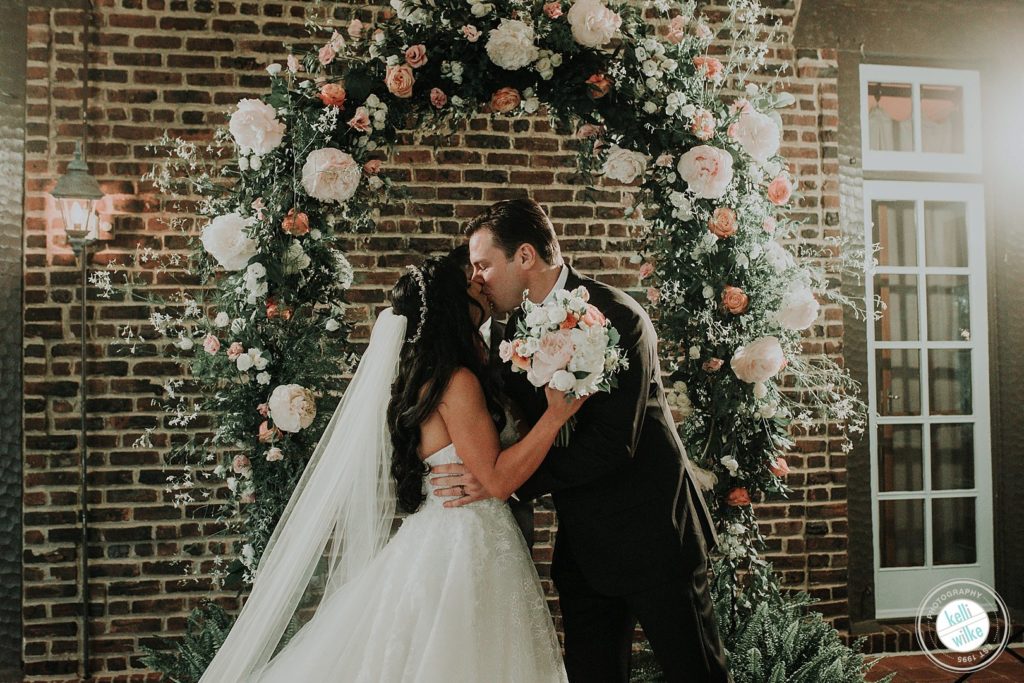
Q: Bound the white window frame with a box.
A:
[860,64,983,174]
[864,180,993,619]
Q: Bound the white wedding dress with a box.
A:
[251,442,568,683]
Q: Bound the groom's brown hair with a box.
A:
[464,198,561,265]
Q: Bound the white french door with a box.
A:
[863,181,993,618]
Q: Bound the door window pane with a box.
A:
[933,497,976,565]
[928,349,972,415]
[878,424,924,492]
[880,499,925,567]
[921,84,965,154]
[876,349,921,416]
[875,274,919,341]
[867,82,914,152]
[872,200,917,267]
[924,202,968,267]
[927,275,971,341]
[931,424,975,490]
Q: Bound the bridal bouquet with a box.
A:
[499,286,627,443]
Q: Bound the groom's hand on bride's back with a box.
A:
[430,464,491,508]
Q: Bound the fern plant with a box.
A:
[141,602,234,682]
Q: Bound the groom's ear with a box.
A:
[516,243,538,269]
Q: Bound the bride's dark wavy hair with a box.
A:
[386,255,505,513]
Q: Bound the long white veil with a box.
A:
[199,308,405,682]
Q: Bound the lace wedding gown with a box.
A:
[251,442,568,682]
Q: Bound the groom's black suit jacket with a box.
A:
[501,266,718,596]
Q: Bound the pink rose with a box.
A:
[527,329,575,387]
[232,454,251,474]
[509,340,531,370]
[769,456,790,478]
[544,2,563,19]
[318,83,346,107]
[762,216,777,234]
[666,15,687,43]
[721,285,749,315]
[203,335,221,355]
[691,109,716,141]
[385,64,415,98]
[405,44,428,69]
[347,106,372,133]
[646,287,661,305]
[730,336,786,384]
[655,153,673,168]
[676,145,734,199]
[726,487,751,506]
[702,358,724,373]
[257,402,269,417]
[240,491,256,504]
[462,25,481,42]
[363,159,382,175]
[498,339,515,363]
[576,123,605,139]
[639,262,655,279]
[767,175,793,206]
[580,304,607,328]
[430,87,447,109]
[708,207,738,239]
[490,87,521,114]
[318,44,336,66]
[347,19,363,39]
[227,342,244,360]
[730,98,755,116]
[693,56,723,80]
[266,447,284,462]
[287,54,301,74]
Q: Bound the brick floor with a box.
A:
[865,647,1024,682]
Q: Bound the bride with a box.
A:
[199,255,584,682]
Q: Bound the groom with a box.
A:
[432,199,731,682]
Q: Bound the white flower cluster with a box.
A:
[281,240,311,275]
[440,60,464,85]
[533,49,563,80]
[243,262,268,305]
[486,18,539,71]
[665,380,694,419]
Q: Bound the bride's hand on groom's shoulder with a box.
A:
[430,464,491,508]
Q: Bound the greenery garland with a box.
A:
[126,0,882,678]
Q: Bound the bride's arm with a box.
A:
[437,368,583,501]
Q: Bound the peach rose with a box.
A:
[385,64,415,98]
[580,304,607,328]
[266,297,282,319]
[666,15,687,43]
[287,54,301,74]
[203,335,221,355]
[510,340,531,370]
[708,207,738,239]
[227,342,244,360]
[232,454,251,475]
[691,109,716,141]
[347,106,371,132]
[281,209,310,236]
[363,159,382,175]
[769,456,790,477]
[576,123,605,139]
[318,83,347,107]
[702,358,724,372]
[726,487,751,506]
[266,446,284,462]
[257,402,269,417]
[347,19,363,38]
[655,153,674,168]
[490,87,521,113]
[405,44,428,69]
[462,25,481,42]
[721,285,749,315]
[730,335,786,384]
[560,313,579,330]
[258,420,281,443]
[767,175,793,206]
[639,262,655,279]
[318,44,336,66]
[676,145,733,199]
[586,73,612,99]
[430,87,447,109]
[544,2,563,18]
[693,56,724,81]
[646,287,661,305]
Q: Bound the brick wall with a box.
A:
[21,0,847,678]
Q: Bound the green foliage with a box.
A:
[140,602,234,683]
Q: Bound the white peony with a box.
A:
[201,213,258,271]
[602,145,648,184]
[776,283,820,330]
[281,240,311,275]
[567,0,622,48]
[731,336,786,384]
[268,383,317,432]
[214,311,230,328]
[301,148,362,204]
[485,19,539,70]
[229,99,286,156]
[732,110,780,164]
[676,145,733,199]
[763,240,794,273]
[549,370,577,392]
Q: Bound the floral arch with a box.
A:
[141,0,874,678]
